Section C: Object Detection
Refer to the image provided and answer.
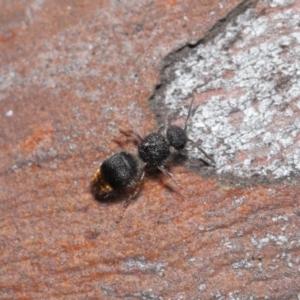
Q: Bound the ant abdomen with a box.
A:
[91,151,144,200]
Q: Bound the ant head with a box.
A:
[166,125,187,150]
[166,95,195,150]
[138,133,170,165]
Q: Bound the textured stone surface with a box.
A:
[151,0,300,180]
[0,0,300,299]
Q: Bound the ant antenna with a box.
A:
[184,95,195,131]
[187,139,216,164]
[184,94,216,165]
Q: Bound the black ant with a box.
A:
[91,95,215,209]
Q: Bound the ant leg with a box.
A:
[115,128,143,150]
[119,128,143,142]
[187,139,216,165]
[123,170,145,208]
[157,124,166,133]
[157,166,184,199]
[116,170,145,223]
[113,129,141,149]
[157,166,181,187]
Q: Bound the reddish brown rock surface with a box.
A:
[1,0,300,299]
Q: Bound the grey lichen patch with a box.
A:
[262,0,296,7]
[122,256,168,277]
[251,233,289,249]
[133,289,163,300]
[150,1,300,181]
